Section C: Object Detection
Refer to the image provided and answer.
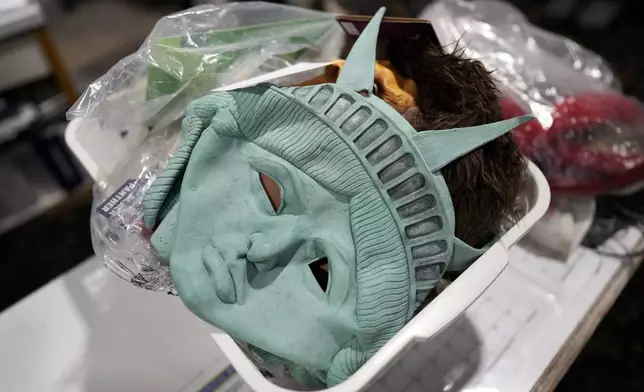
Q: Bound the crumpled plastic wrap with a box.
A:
[90,126,180,292]
[80,2,342,293]
[422,0,644,195]
[67,1,342,133]
[88,59,341,294]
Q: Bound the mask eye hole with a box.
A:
[258,172,282,214]
[308,257,329,293]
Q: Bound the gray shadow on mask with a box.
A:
[368,315,482,392]
[247,241,328,291]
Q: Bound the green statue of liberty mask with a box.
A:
[142,7,532,387]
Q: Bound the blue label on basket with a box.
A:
[97,179,137,218]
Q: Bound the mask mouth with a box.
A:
[308,257,329,292]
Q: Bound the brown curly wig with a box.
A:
[388,40,526,249]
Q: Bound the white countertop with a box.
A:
[0,258,247,392]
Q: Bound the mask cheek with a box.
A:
[150,204,180,263]
[169,251,219,315]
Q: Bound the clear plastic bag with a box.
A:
[67,1,343,133]
[90,124,181,292]
[76,2,342,292]
[88,60,336,293]
[422,0,644,195]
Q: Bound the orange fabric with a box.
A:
[298,60,418,113]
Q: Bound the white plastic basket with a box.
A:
[66,62,551,392]
[213,160,549,392]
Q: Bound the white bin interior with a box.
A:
[65,62,551,392]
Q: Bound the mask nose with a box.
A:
[247,225,307,272]
[200,236,249,305]
[200,219,305,304]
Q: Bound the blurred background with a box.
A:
[0,0,642,390]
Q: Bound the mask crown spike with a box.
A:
[413,115,534,172]
[336,7,387,94]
